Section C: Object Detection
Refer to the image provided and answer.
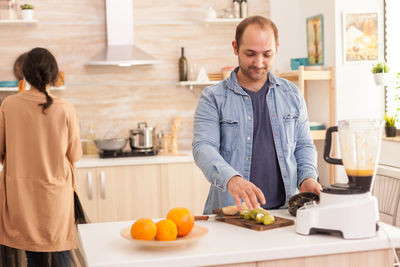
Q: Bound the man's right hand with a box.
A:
[226,175,266,211]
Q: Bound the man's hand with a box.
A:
[226,175,266,211]
[300,178,322,195]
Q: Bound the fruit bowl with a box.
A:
[120,225,208,248]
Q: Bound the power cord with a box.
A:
[379,221,400,266]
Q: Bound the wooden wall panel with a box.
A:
[0,0,270,150]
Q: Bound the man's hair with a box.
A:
[235,15,279,49]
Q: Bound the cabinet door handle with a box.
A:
[100,171,106,199]
[87,171,93,200]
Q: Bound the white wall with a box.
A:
[271,0,385,184]
[269,0,303,73]
[334,0,385,122]
[334,0,385,182]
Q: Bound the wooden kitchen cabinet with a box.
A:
[160,162,210,216]
[76,162,210,223]
[76,165,162,223]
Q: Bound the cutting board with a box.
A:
[215,214,294,231]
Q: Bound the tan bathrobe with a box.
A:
[0,89,82,252]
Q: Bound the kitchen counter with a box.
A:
[78,210,400,267]
[76,151,194,168]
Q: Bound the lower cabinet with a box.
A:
[76,162,210,223]
[160,163,210,216]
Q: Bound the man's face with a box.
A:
[233,25,278,81]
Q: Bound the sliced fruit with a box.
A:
[222,205,239,215]
[262,214,275,225]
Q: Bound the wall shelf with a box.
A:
[178,80,220,90]
[0,86,66,92]
[0,19,38,25]
[310,129,326,140]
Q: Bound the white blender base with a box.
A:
[296,191,379,239]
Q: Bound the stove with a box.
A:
[99,149,157,158]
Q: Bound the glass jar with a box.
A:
[0,0,17,20]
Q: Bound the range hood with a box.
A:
[87,0,159,66]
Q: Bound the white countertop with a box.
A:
[78,210,400,267]
[76,151,194,168]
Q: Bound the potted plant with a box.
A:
[372,62,390,86]
[20,4,34,20]
[384,114,397,137]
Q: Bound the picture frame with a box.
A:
[306,14,324,66]
[342,11,379,63]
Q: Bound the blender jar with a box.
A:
[324,119,384,192]
[338,119,384,192]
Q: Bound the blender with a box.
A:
[296,119,384,239]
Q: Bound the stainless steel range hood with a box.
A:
[87,0,159,67]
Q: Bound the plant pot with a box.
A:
[385,126,397,137]
[21,9,34,20]
[373,73,390,86]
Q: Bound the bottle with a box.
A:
[179,47,188,81]
[85,124,97,155]
[240,0,248,18]
[232,0,240,19]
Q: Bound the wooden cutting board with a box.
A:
[215,215,294,231]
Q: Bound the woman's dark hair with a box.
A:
[235,16,279,49]
[13,52,27,81]
[22,47,59,114]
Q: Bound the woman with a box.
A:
[0,47,82,267]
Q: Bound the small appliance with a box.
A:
[296,119,384,239]
[97,122,158,158]
[129,122,156,153]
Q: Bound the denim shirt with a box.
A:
[192,68,318,214]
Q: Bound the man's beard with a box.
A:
[240,63,269,81]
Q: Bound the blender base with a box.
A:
[296,191,379,239]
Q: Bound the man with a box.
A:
[193,16,322,214]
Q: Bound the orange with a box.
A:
[130,218,157,241]
[166,207,195,237]
[155,219,178,241]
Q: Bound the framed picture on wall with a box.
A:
[343,12,378,62]
[306,14,324,66]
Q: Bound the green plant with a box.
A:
[372,62,389,74]
[395,72,400,120]
[384,114,396,127]
[20,4,34,10]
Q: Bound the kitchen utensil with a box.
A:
[94,138,128,151]
[288,192,319,216]
[129,122,155,150]
[120,225,208,248]
[296,119,383,239]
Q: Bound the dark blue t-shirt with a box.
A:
[243,81,286,209]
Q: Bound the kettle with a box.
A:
[129,122,156,150]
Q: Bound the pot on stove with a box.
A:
[129,122,155,150]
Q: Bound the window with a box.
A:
[385,0,400,127]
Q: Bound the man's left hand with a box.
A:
[300,178,322,195]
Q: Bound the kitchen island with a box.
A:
[78,210,400,267]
